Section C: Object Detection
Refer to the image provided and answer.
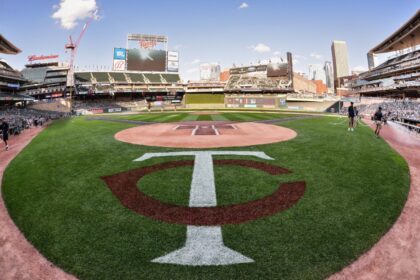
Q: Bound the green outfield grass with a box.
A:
[184,93,225,104]
[2,113,409,280]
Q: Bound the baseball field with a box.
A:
[2,112,409,280]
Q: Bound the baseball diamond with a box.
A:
[1,112,413,280]
[1,4,419,279]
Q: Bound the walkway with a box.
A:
[329,121,420,279]
[0,126,76,280]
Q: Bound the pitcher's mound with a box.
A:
[115,121,296,148]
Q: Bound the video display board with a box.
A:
[229,65,267,75]
[267,63,288,77]
[225,96,286,109]
[126,49,167,72]
[126,34,168,72]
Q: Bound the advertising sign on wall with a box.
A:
[225,96,282,109]
[113,59,126,71]
[167,51,179,72]
[113,48,127,71]
[113,48,127,60]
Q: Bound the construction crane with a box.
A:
[65,14,94,93]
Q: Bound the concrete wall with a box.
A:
[293,73,317,93]
[286,101,336,112]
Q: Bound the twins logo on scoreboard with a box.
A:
[102,151,306,266]
[113,60,126,71]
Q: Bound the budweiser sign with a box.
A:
[138,40,157,49]
[27,54,59,62]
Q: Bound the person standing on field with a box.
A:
[0,119,9,151]
[373,107,384,137]
[348,102,355,131]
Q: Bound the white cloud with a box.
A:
[52,0,98,30]
[191,59,201,64]
[294,54,307,60]
[187,68,199,73]
[251,43,271,53]
[310,52,323,60]
[273,51,281,56]
[352,66,368,72]
[293,59,300,64]
[239,2,249,9]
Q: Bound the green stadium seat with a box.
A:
[143,73,162,83]
[75,72,93,83]
[161,74,180,83]
[128,73,146,83]
[109,72,127,83]
[92,72,110,83]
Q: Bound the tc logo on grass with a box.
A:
[102,151,306,266]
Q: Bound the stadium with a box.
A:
[0,2,419,280]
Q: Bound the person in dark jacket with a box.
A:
[373,107,384,137]
[0,119,9,151]
[348,102,355,131]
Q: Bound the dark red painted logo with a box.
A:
[102,159,305,226]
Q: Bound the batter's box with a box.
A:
[175,125,196,130]
[194,126,218,135]
[176,124,237,136]
[214,124,237,130]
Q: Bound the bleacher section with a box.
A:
[0,59,27,96]
[353,50,420,97]
[354,10,419,98]
[91,72,110,83]
[359,50,420,81]
[29,98,71,113]
[225,74,290,92]
[73,71,184,99]
[75,72,182,86]
[0,60,24,81]
[143,73,162,83]
[109,72,127,83]
[128,73,146,83]
[357,99,420,122]
[75,72,93,83]
[161,74,180,83]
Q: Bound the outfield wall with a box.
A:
[225,95,287,109]
[183,93,337,112]
[285,101,337,112]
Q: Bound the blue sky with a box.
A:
[1,0,418,81]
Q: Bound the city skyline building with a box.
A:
[331,40,350,89]
[199,63,221,81]
[308,64,326,84]
[323,61,334,89]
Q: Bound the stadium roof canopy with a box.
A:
[369,9,420,54]
[0,34,21,54]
